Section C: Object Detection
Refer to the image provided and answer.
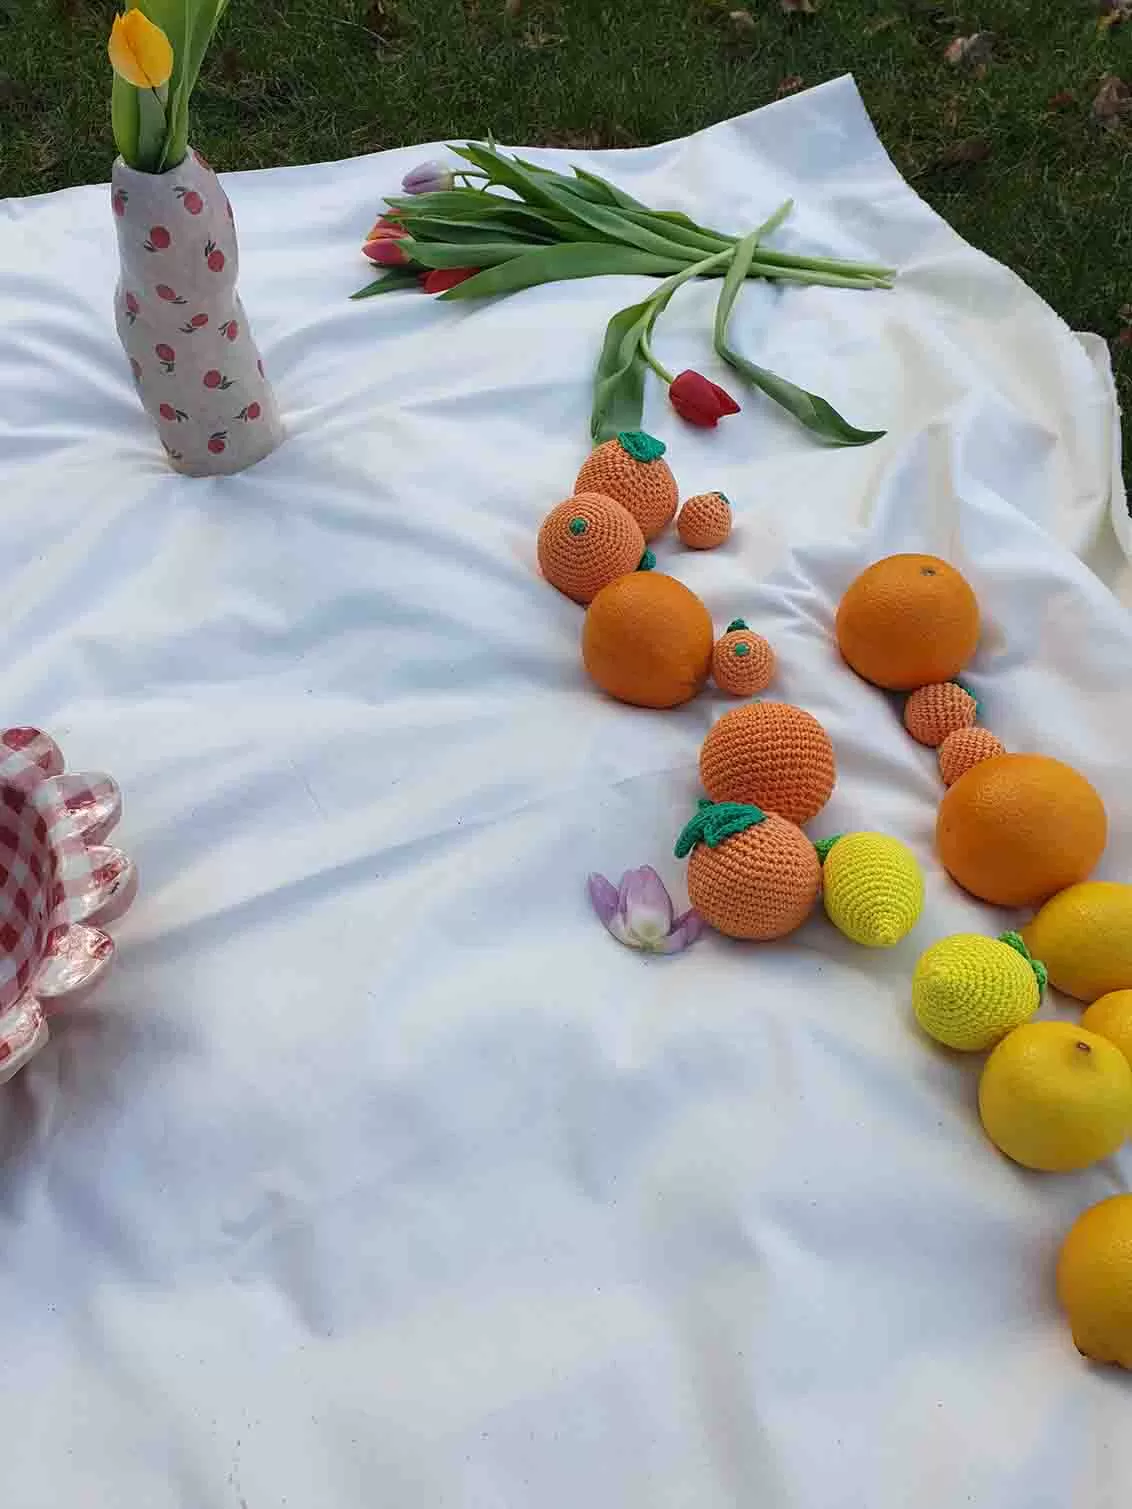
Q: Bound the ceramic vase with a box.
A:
[112,148,283,477]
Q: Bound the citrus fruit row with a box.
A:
[675,700,926,950]
[834,554,1132,1368]
[537,431,781,706]
[836,552,1109,909]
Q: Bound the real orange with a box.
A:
[836,554,980,691]
[582,572,713,709]
[937,753,1107,908]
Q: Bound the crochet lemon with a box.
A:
[912,932,1046,1052]
[816,832,924,948]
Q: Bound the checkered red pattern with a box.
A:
[0,729,122,1015]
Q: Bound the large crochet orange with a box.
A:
[937,753,1108,907]
[837,555,980,691]
[675,800,821,940]
[575,431,679,542]
[537,493,646,605]
[699,701,836,826]
[582,572,713,709]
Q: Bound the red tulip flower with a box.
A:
[668,369,741,427]
[365,214,404,240]
[419,267,480,294]
[363,237,410,266]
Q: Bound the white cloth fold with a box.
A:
[0,76,1128,1509]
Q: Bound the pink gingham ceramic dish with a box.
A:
[0,727,137,1084]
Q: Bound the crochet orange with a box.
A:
[699,701,836,826]
[937,753,1107,907]
[575,430,678,542]
[677,491,732,549]
[675,800,821,940]
[537,493,646,605]
[582,572,713,709]
[938,726,1005,787]
[836,555,980,691]
[711,620,776,697]
[904,681,978,747]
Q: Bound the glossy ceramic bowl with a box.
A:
[0,727,137,1084]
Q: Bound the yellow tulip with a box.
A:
[108,9,174,90]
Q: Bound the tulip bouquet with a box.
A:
[354,145,894,445]
[109,2,229,173]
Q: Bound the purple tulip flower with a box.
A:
[588,867,705,954]
[401,161,456,195]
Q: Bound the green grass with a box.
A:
[1,0,1129,476]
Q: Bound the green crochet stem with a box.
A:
[638,548,656,572]
[726,619,748,633]
[954,678,982,719]
[675,798,767,857]
[617,430,666,464]
[998,931,1048,995]
[813,835,843,864]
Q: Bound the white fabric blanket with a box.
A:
[1,76,1129,1508]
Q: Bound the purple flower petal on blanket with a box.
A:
[590,867,702,954]
[588,872,621,929]
[620,865,674,946]
[656,910,707,954]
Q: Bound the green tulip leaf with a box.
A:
[437,244,685,301]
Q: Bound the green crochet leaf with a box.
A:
[954,678,982,719]
[675,799,767,858]
[998,931,1048,995]
[813,835,843,864]
[638,548,656,572]
[617,429,666,463]
[726,619,749,633]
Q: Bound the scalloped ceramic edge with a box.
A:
[0,727,137,1084]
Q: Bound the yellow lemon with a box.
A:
[979,1022,1132,1171]
[1022,881,1132,1003]
[1081,991,1132,1068]
[912,932,1044,1051]
[1057,1195,1132,1369]
[817,832,924,947]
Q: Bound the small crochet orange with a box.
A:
[712,620,776,697]
[575,431,679,542]
[904,681,978,747]
[677,491,732,550]
[537,493,648,605]
[699,701,836,826]
[582,572,714,709]
[938,727,1005,787]
[675,799,821,941]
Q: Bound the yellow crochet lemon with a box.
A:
[817,832,924,947]
[913,932,1046,1051]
